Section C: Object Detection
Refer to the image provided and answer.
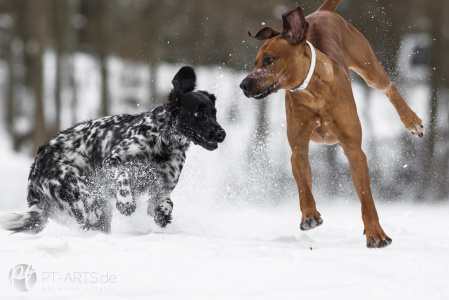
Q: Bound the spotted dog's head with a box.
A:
[168,66,226,151]
[239,7,311,99]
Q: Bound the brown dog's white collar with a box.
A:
[289,41,317,92]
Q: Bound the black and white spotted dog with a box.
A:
[1,66,225,234]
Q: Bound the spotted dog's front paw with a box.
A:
[153,199,173,228]
[116,201,136,216]
[159,199,173,215]
[115,171,136,216]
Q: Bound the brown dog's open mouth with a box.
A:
[252,82,280,99]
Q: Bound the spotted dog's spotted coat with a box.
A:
[26,106,187,232]
[1,66,225,234]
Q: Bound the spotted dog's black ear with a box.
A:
[172,66,196,93]
[198,90,216,106]
[169,66,197,103]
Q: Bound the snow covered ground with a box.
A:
[1,147,449,300]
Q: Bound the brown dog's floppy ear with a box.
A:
[282,6,309,45]
[248,26,281,40]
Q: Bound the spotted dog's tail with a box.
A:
[318,0,342,12]
[0,205,48,234]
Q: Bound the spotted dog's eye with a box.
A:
[264,56,275,65]
[194,111,204,118]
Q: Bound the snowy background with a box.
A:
[1,0,449,299]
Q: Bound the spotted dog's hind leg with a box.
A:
[115,170,136,216]
[41,168,112,233]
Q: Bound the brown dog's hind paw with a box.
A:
[300,216,323,231]
[401,113,424,138]
[410,124,424,138]
[366,236,392,248]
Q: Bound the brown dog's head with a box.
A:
[240,6,311,99]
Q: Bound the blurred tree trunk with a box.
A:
[441,1,449,197]
[146,1,164,106]
[69,55,79,125]
[68,0,80,125]
[436,1,449,198]
[100,56,109,116]
[6,43,16,137]
[420,0,444,199]
[149,65,158,105]
[53,0,65,132]
[6,4,17,149]
[28,0,48,154]
[97,0,110,116]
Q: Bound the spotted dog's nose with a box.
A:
[215,128,226,142]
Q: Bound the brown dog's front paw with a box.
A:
[367,237,392,248]
[300,216,323,231]
[364,229,392,248]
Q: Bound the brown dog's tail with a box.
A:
[318,0,342,12]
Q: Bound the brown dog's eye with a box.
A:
[194,111,204,118]
[264,57,275,65]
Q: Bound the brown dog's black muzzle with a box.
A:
[240,75,279,100]
[239,77,252,98]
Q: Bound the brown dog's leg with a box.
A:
[340,142,392,248]
[291,148,324,231]
[329,94,392,248]
[285,102,323,231]
[344,26,424,137]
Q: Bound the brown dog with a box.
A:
[240,0,424,248]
